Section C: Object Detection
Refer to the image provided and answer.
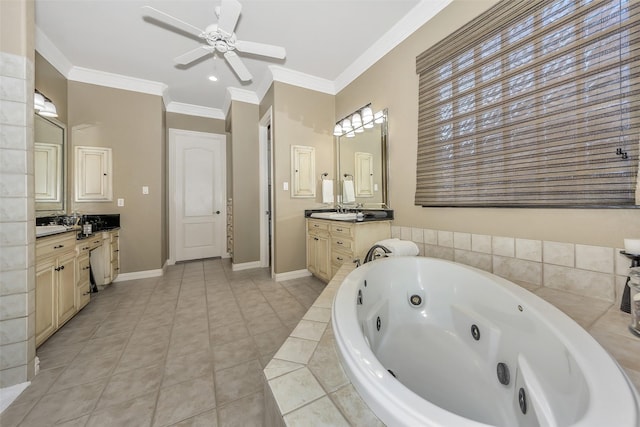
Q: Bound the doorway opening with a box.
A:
[259,108,274,276]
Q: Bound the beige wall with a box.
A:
[272,82,335,274]
[35,52,67,125]
[336,0,640,249]
[166,112,225,134]
[68,82,166,273]
[230,100,261,264]
[0,0,34,58]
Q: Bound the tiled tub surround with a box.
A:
[395,226,633,306]
[264,263,640,426]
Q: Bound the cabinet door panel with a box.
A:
[36,259,57,347]
[57,252,76,326]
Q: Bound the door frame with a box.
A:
[168,128,227,265]
[259,108,274,277]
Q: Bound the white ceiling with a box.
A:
[35,0,450,117]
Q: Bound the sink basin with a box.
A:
[310,212,358,221]
[36,225,73,237]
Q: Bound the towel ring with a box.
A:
[343,173,353,181]
[321,172,329,181]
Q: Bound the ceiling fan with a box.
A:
[142,0,286,82]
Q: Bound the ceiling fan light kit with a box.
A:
[142,0,286,82]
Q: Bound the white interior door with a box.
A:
[170,129,226,262]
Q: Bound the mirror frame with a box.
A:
[335,108,389,208]
[35,114,67,217]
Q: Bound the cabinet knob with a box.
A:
[337,256,343,261]
[215,211,221,214]
[337,241,343,245]
[53,244,64,249]
[314,237,318,241]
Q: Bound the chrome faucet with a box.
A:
[363,244,391,264]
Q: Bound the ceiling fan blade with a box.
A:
[224,51,252,81]
[234,40,286,59]
[141,6,204,38]
[174,46,213,65]
[217,0,242,36]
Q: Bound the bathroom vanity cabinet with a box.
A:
[75,234,102,311]
[306,219,391,281]
[35,231,77,346]
[90,229,120,286]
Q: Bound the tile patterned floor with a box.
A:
[1,259,326,427]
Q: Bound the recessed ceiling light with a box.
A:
[208,75,218,82]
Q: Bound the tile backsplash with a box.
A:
[392,226,632,306]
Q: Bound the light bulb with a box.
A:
[333,124,342,136]
[361,107,373,122]
[351,113,362,128]
[39,101,58,118]
[374,111,384,124]
[342,118,352,133]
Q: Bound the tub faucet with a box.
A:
[363,244,391,264]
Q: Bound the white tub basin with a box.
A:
[309,212,357,220]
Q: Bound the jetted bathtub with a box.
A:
[332,257,640,427]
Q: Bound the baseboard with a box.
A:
[274,269,312,282]
[231,260,262,271]
[113,269,164,282]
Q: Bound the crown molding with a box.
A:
[334,0,452,93]
[165,102,225,120]
[223,86,260,115]
[269,66,336,95]
[35,26,73,76]
[67,66,167,96]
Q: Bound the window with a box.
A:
[415,0,639,207]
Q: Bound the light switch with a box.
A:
[283,182,289,191]
[117,198,124,207]
[142,186,149,195]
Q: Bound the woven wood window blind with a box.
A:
[415,0,640,207]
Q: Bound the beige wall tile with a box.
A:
[493,256,541,285]
[576,244,614,274]
[0,292,27,320]
[453,232,471,250]
[391,226,401,239]
[411,228,424,243]
[615,249,634,276]
[0,316,27,345]
[515,238,542,262]
[543,241,574,267]
[425,245,454,261]
[437,230,453,248]
[454,250,492,272]
[492,236,514,257]
[400,227,411,241]
[423,229,438,245]
[0,340,27,370]
[544,264,614,302]
[471,234,492,254]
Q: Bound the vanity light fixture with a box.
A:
[34,92,45,111]
[34,90,58,118]
[333,103,381,137]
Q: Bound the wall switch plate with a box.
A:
[283,182,289,191]
[117,198,124,207]
[142,186,149,195]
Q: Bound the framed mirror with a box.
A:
[336,109,388,208]
[35,114,66,215]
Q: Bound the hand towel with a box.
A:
[322,179,334,204]
[375,238,419,256]
[343,180,356,203]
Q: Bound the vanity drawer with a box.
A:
[330,223,353,238]
[308,220,330,233]
[37,233,76,259]
[332,237,354,253]
[331,250,352,265]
